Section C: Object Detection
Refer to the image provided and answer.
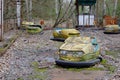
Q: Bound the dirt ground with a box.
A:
[0,28,120,80]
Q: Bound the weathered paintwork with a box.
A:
[22,21,43,34]
[53,28,80,39]
[57,37,100,62]
[104,25,120,33]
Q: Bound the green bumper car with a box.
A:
[51,28,80,42]
[55,37,102,68]
[22,21,43,34]
[27,25,43,34]
[104,25,120,34]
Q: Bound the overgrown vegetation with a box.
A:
[55,59,116,73]
[27,61,48,80]
[3,0,120,28]
[0,35,18,56]
[101,59,116,73]
[105,50,120,58]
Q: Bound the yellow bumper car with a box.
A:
[51,28,80,42]
[55,37,102,68]
[22,21,43,34]
[104,25,120,34]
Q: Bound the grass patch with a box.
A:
[105,50,120,58]
[28,74,46,80]
[17,78,24,80]
[101,59,116,73]
[0,35,18,56]
[55,64,104,72]
[55,59,116,73]
[66,66,104,72]
[31,61,47,72]
[29,61,47,80]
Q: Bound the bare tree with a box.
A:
[25,0,32,21]
[113,0,118,17]
[103,0,106,16]
[25,0,29,20]
[29,0,32,20]
[53,0,75,28]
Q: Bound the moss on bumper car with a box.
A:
[22,21,43,34]
[55,37,102,68]
[22,21,34,29]
[27,27,42,34]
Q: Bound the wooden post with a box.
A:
[0,0,4,41]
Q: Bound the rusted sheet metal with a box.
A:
[103,15,117,26]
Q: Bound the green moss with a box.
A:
[0,33,19,56]
[31,61,39,68]
[86,67,104,71]
[56,59,115,73]
[31,61,47,72]
[102,51,119,73]
[36,45,41,49]
[29,61,47,80]
[28,74,46,80]
[105,50,120,58]
[27,27,42,34]
[17,78,24,80]
[101,59,116,73]
[0,48,5,52]
[67,66,104,72]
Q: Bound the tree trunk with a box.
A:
[113,0,118,17]
[103,0,106,16]
[25,0,32,21]
[29,0,32,21]
[25,0,29,20]
[55,0,58,16]
[0,0,4,41]
[53,0,74,28]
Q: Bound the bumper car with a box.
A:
[50,28,80,42]
[26,25,43,34]
[22,21,43,34]
[22,21,34,29]
[55,37,102,68]
[104,25,120,34]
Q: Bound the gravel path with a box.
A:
[0,29,120,80]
